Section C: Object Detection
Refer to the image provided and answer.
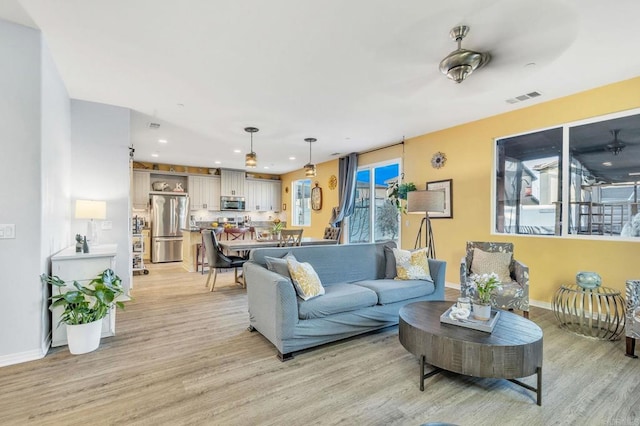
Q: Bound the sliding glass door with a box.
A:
[348,161,400,244]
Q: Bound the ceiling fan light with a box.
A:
[446,64,473,83]
[245,152,257,168]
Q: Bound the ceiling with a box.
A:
[3,0,640,174]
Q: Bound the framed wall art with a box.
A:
[311,182,322,211]
[426,179,452,218]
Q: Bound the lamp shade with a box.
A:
[406,190,445,215]
[75,200,107,220]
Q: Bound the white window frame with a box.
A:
[291,178,312,227]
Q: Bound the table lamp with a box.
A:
[407,190,445,258]
[75,200,107,246]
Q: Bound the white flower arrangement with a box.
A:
[469,272,502,305]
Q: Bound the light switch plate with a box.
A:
[0,224,15,239]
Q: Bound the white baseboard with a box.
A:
[0,348,47,368]
[445,281,552,311]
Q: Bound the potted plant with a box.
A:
[41,268,125,354]
[387,181,416,214]
[469,272,501,321]
[271,218,284,240]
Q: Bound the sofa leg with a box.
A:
[278,351,294,362]
[523,311,529,319]
[626,337,638,358]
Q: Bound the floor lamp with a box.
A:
[75,199,107,246]
[407,190,445,258]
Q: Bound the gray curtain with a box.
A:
[329,152,358,226]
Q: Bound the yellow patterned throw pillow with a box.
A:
[470,248,512,283]
[287,257,325,300]
[392,247,432,281]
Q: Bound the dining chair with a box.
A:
[278,229,303,247]
[202,229,247,292]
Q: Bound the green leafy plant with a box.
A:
[41,269,125,326]
[469,273,502,305]
[272,218,284,234]
[387,181,417,214]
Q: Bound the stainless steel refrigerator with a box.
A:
[151,193,189,263]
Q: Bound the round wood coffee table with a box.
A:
[399,301,543,405]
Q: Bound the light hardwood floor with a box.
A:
[2,263,640,425]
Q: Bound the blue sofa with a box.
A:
[243,241,446,360]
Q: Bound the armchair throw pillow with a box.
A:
[287,257,325,301]
[470,248,512,283]
[392,247,432,281]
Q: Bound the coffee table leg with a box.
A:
[537,366,542,406]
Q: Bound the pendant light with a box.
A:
[304,137,317,177]
[244,126,259,168]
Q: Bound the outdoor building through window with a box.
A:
[292,179,311,226]
[494,109,640,239]
[348,161,400,244]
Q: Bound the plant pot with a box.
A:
[473,303,492,321]
[66,319,102,355]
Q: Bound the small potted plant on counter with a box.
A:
[41,269,125,354]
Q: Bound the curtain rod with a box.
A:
[359,139,405,156]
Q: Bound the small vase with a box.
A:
[473,302,492,321]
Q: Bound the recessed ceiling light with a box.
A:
[289,156,296,160]
[263,166,269,169]
[602,161,612,167]
[214,161,221,164]
[151,153,159,158]
[158,139,167,144]
[233,149,241,153]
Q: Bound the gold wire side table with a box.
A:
[552,284,625,340]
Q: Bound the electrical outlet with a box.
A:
[0,224,15,239]
[101,221,113,230]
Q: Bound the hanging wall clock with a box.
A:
[311,182,322,211]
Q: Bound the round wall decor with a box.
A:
[431,152,447,169]
[328,174,337,190]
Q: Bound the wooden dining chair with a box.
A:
[278,229,303,247]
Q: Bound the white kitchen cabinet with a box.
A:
[50,244,118,347]
[132,170,150,209]
[246,178,281,211]
[221,169,246,197]
[188,175,220,210]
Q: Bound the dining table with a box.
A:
[218,237,337,255]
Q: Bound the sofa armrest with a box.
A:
[428,258,447,300]
[244,262,299,346]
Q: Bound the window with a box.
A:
[494,109,640,239]
[292,179,311,226]
[348,161,400,244]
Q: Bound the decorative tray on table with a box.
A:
[440,305,500,333]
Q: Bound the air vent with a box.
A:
[148,122,161,129]
[505,91,542,104]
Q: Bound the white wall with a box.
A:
[0,19,70,365]
[70,100,131,295]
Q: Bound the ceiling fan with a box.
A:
[572,129,639,156]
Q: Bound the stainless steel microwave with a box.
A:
[220,196,246,211]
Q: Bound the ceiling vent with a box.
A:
[505,91,541,104]
[148,122,161,129]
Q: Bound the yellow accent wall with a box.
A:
[395,76,640,305]
[280,160,340,239]
[290,76,640,307]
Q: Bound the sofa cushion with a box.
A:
[264,252,295,278]
[384,245,397,279]
[471,248,512,283]
[287,257,325,301]
[392,247,432,281]
[298,283,378,320]
[353,279,434,305]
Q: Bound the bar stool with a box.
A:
[196,232,209,274]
